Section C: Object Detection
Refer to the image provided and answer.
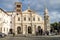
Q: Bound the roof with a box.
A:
[0,8,7,13]
[0,8,9,16]
[22,8,36,14]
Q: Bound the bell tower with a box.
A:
[44,7,50,34]
[14,2,23,34]
[15,2,22,14]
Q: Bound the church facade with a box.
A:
[13,8,44,35]
[11,2,44,35]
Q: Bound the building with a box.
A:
[0,8,11,35]
[44,7,50,34]
[11,2,44,35]
[0,2,50,35]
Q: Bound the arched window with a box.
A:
[4,28,5,32]
[38,17,40,21]
[33,17,35,21]
[24,17,26,21]
[28,17,30,21]
[17,5,21,8]
[18,17,20,21]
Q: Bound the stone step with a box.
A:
[15,34,26,37]
[7,34,36,37]
[1,36,60,40]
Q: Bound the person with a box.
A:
[46,31,49,35]
[36,28,38,35]
[41,29,43,35]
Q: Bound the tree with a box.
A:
[50,22,60,34]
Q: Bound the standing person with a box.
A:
[41,29,43,35]
[36,28,38,35]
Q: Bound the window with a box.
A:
[4,28,5,32]
[28,17,30,21]
[17,9,21,12]
[33,17,35,21]
[17,5,21,8]
[38,17,40,21]
[17,13,19,15]
[24,17,26,21]
[18,17,20,21]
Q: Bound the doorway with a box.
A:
[9,29,13,34]
[17,27,21,34]
[28,26,32,34]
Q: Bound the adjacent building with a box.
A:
[0,8,11,34]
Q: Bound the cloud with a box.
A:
[0,0,19,11]
[0,0,60,23]
[49,11,60,23]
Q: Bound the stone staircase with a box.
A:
[6,34,25,37]
[1,34,60,40]
[7,34,35,37]
[1,36,60,40]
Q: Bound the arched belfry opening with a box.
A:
[17,27,21,34]
[28,26,32,34]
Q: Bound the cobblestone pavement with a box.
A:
[0,36,60,40]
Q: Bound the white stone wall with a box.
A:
[0,9,11,35]
[13,9,44,35]
[0,8,44,35]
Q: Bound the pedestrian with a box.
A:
[41,29,43,35]
[36,28,38,35]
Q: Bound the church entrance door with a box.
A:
[9,29,13,34]
[28,26,32,34]
[38,26,43,35]
[17,27,21,34]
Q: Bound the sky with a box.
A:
[0,0,60,23]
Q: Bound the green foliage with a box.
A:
[50,22,60,33]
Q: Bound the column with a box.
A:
[23,25,25,35]
[25,25,28,35]
[32,26,35,35]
